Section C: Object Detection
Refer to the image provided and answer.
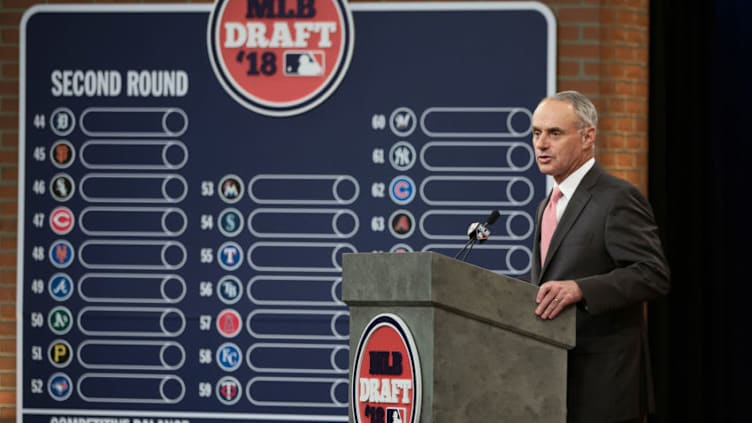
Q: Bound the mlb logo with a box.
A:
[386,407,406,423]
[284,51,325,76]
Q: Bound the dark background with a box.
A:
[649,0,751,421]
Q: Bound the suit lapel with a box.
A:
[540,164,603,277]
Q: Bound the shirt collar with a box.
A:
[556,158,595,199]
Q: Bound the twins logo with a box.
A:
[207,0,354,117]
[216,376,242,405]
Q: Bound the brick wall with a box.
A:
[553,0,650,191]
[0,0,649,420]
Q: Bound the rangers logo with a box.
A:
[207,0,354,117]
[218,241,243,271]
[352,314,422,423]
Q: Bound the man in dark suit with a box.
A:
[529,91,670,423]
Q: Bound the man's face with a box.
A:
[531,99,594,183]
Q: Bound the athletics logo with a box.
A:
[207,0,354,117]
[352,314,422,423]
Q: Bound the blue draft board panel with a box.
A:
[18,2,554,422]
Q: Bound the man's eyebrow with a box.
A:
[532,125,565,132]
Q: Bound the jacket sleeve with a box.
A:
[576,184,671,315]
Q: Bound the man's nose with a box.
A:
[534,135,548,149]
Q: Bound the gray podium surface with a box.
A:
[343,251,575,422]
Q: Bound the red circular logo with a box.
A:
[352,314,422,423]
[49,206,74,235]
[216,309,242,338]
[208,0,354,116]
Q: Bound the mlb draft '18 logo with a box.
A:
[207,0,354,117]
[352,314,421,423]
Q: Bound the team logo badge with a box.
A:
[216,342,243,371]
[217,308,243,338]
[50,173,75,202]
[49,108,75,137]
[352,313,422,423]
[216,376,242,405]
[217,275,243,304]
[390,243,413,253]
[218,241,243,271]
[48,372,73,401]
[49,240,75,269]
[207,0,354,117]
[389,209,415,239]
[390,108,417,137]
[48,339,73,368]
[50,140,75,168]
[48,273,74,301]
[219,208,244,237]
[219,175,244,203]
[389,141,416,171]
[389,176,415,205]
[48,306,73,335]
[49,206,74,235]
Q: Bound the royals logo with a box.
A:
[352,314,421,423]
[207,0,354,117]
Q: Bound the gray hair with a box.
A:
[546,90,599,129]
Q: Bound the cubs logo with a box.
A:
[207,0,354,117]
[352,313,421,423]
[389,176,415,205]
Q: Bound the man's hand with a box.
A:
[535,280,584,319]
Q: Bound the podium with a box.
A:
[343,252,575,422]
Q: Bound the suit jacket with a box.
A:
[530,163,670,423]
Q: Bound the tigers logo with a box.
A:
[352,314,422,423]
[207,0,355,117]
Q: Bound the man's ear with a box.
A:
[581,126,596,149]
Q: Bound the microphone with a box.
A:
[454,210,501,261]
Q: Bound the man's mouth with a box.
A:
[537,154,552,164]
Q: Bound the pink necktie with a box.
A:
[540,187,563,265]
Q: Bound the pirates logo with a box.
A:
[352,314,422,423]
[207,0,354,117]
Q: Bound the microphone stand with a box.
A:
[454,236,477,261]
